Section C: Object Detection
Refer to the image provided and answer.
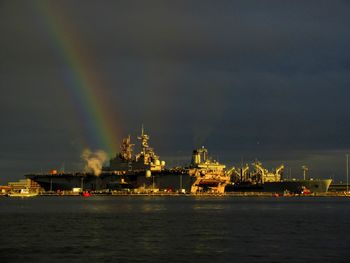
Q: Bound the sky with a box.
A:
[1,0,350,184]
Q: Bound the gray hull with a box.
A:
[26,171,332,194]
[263,179,332,193]
[25,171,194,192]
[230,179,332,193]
[25,173,119,191]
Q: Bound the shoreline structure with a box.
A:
[2,190,349,197]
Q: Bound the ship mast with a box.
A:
[302,165,309,180]
[347,154,349,193]
[138,124,151,155]
[137,125,159,165]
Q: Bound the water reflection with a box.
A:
[1,196,350,262]
[192,203,226,211]
[141,203,167,213]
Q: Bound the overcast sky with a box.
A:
[1,0,350,183]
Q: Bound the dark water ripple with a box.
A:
[0,196,349,263]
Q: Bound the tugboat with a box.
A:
[81,191,91,197]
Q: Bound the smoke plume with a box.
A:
[81,149,108,176]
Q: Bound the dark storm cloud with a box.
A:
[84,1,350,70]
[1,0,350,183]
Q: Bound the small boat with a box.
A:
[8,189,38,197]
[301,186,312,195]
[82,191,91,197]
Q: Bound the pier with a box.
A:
[3,190,349,197]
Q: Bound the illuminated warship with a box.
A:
[25,128,232,193]
[106,129,230,193]
[25,127,331,194]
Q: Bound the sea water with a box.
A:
[0,196,349,263]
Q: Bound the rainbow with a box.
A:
[34,2,120,156]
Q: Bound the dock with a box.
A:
[3,190,348,197]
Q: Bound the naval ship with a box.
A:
[25,128,231,194]
[25,127,331,194]
[226,162,332,194]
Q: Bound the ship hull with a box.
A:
[25,171,195,192]
[228,179,332,193]
[25,173,119,191]
[26,172,332,194]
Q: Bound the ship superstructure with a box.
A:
[228,162,331,193]
[134,126,165,171]
[230,161,285,184]
[189,146,231,194]
[108,127,165,172]
[109,135,134,171]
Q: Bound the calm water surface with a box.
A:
[1,196,349,263]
